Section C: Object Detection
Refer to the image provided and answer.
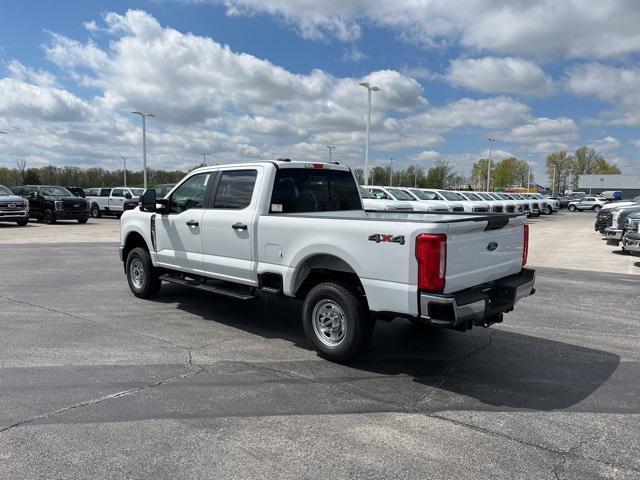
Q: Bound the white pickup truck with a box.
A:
[120,160,535,362]
[86,187,145,218]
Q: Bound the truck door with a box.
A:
[201,168,260,285]
[110,188,126,212]
[154,172,213,273]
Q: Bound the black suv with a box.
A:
[12,185,90,224]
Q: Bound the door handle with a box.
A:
[186,220,200,227]
[232,222,247,231]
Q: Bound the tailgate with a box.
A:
[443,216,525,294]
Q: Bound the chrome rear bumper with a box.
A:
[419,268,536,330]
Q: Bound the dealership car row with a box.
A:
[594,194,640,255]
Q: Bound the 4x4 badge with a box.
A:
[369,234,405,245]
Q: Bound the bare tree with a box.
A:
[16,160,27,184]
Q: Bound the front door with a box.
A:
[155,172,213,273]
[110,188,126,212]
[201,168,260,285]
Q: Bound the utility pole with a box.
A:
[487,137,495,191]
[552,164,557,196]
[131,111,155,189]
[121,156,128,187]
[326,145,336,163]
[201,152,210,166]
[389,157,393,186]
[359,82,380,186]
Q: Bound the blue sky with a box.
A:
[1,0,639,182]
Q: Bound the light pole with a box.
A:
[486,137,495,191]
[414,171,418,188]
[551,164,557,196]
[527,154,534,192]
[121,156,128,187]
[131,111,155,189]
[388,157,393,186]
[359,82,380,186]
[326,145,336,163]
[201,152,210,166]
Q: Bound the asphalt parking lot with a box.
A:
[1,213,639,479]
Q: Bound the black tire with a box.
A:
[302,281,374,363]
[593,205,602,212]
[126,247,161,299]
[91,205,101,218]
[43,209,56,224]
[77,218,88,224]
[544,206,552,215]
[16,220,28,226]
[568,205,576,212]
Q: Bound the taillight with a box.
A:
[522,224,529,266]
[305,163,325,169]
[416,234,447,292]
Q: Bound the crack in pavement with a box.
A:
[0,293,209,352]
[248,356,640,476]
[0,362,205,435]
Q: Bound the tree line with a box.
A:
[0,146,622,192]
[0,163,187,188]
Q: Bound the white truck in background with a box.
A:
[86,187,145,218]
[119,160,535,362]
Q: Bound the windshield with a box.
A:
[461,192,481,201]
[358,186,375,199]
[387,188,414,201]
[496,193,511,200]
[410,189,437,200]
[476,192,493,201]
[131,188,145,196]
[40,186,72,196]
[440,191,464,201]
[0,186,13,195]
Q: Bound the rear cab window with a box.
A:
[270,168,361,213]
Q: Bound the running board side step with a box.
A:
[159,274,256,300]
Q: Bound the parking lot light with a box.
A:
[487,137,495,191]
[359,82,380,186]
[131,111,155,190]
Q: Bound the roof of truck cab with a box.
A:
[189,160,351,174]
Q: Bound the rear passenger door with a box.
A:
[110,188,126,212]
[201,168,261,285]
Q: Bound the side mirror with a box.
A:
[141,189,157,212]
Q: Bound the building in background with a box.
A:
[578,174,640,198]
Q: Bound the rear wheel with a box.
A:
[568,205,577,212]
[126,247,161,299]
[302,281,374,363]
[91,205,101,218]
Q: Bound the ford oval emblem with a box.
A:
[487,241,498,251]
[8,203,16,208]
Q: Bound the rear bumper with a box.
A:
[419,268,535,329]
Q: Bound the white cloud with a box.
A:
[7,60,57,87]
[203,0,640,59]
[343,45,367,62]
[446,57,553,96]
[566,63,640,125]
[593,136,621,152]
[507,117,578,145]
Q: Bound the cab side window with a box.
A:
[111,189,124,197]
[213,170,257,209]
[170,173,211,213]
[370,188,391,200]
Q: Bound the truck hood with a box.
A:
[0,194,26,203]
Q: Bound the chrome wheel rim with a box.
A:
[130,258,145,289]
[312,300,347,347]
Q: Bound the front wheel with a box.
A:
[91,205,101,218]
[43,209,56,224]
[593,205,602,212]
[126,247,161,299]
[568,205,576,212]
[302,281,374,363]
